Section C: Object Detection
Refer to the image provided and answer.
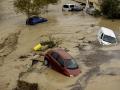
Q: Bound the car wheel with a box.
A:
[44,59,48,66]
[44,59,52,68]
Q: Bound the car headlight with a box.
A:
[70,75,74,77]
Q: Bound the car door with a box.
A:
[50,52,60,70]
[56,56,65,72]
[50,52,64,72]
[32,17,40,24]
[70,5,74,11]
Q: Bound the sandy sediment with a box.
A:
[0,30,21,66]
[0,0,120,90]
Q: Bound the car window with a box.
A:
[70,5,74,8]
[57,57,64,66]
[65,59,78,69]
[103,35,116,43]
[51,52,59,60]
[101,33,104,39]
[32,17,41,22]
[51,52,64,66]
[63,5,69,8]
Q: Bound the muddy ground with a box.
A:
[0,0,120,90]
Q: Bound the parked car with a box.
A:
[26,16,48,25]
[62,4,82,11]
[80,3,86,9]
[44,48,81,77]
[97,27,117,45]
[86,7,96,15]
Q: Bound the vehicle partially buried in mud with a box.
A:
[26,16,48,25]
[62,4,83,11]
[44,48,81,77]
[97,27,117,45]
[86,7,96,15]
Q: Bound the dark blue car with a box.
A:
[26,16,48,25]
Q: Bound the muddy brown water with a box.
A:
[0,0,120,90]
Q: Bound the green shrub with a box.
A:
[93,9,101,17]
[101,0,120,19]
[41,35,62,48]
[13,0,59,18]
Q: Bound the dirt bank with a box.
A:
[0,30,21,66]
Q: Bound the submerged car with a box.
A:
[44,48,81,77]
[62,4,82,11]
[86,7,96,15]
[97,27,117,45]
[26,16,48,25]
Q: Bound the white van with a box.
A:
[97,27,117,45]
[62,4,82,11]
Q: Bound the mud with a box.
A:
[76,39,101,51]
[71,46,120,90]
[14,80,38,90]
[0,0,120,90]
[0,30,21,66]
[83,50,112,67]
[71,67,100,90]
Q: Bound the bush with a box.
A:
[93,9,101,17]
[13,0,59,18]
[101,0,120,19]
[41,35,62,48]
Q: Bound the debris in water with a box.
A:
[14,80,38,90]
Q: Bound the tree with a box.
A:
[101,0,120,19]
[13,0,58,18]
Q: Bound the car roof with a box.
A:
[100,27,116,38]
[64,3,75,6]
[52,48,72,60]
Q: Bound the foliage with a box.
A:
[13,0,58,17]
[41,35,62,48]
[93,9,101,17]
[101,0,120,19]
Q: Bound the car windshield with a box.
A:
[63,5,69,8]
[65,59,78,69]
[32,17,41,22]
[103,35,116,43]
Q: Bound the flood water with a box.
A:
[0,0,120,90]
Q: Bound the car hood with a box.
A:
[66,68,81,77]
[102,40,111,45]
